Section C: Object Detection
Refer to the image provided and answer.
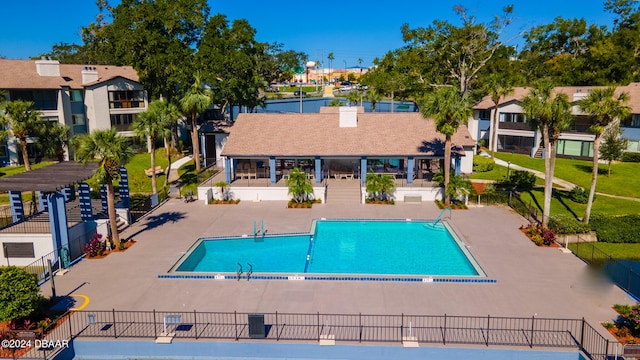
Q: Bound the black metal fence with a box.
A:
[571,236,640,300]
[50,310,615,359]
[470,191,541,224]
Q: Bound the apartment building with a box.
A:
[0,59,147,166]
[469,83,640,159]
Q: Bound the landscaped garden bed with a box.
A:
[209,199,240,204]
[287,200,320,208]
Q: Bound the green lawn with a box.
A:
[494,152,640,198]
[569,242,640,261]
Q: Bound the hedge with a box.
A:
[590,214,640,243]
[622,152,640,162]
[473,155,494,172]
[548,214,591,234]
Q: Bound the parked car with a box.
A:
[293,90,307,97]
[340,81,353,92]
[265,86,279,92]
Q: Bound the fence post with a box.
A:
[530,315,534,348]
[580,317,585,349]
[194,310,198,340]
[317,312,320,341]
[486,315,490,346]
[234,311,238,341]
[359,313,362,343]
[68,311,73,340]
[153,310,157,338]
[112,309,117,339]
[275,312,279,341]
[443,314,447,345]
[401,313,404,343]
[629,268,633,292]
[605,339,609,360]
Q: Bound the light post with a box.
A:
[343,60,347,81]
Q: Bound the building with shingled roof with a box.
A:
[0,59,147,166]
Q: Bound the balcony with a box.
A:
[498,122,531,131]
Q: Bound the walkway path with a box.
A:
[483,152,640,202]
[166,155,193,183]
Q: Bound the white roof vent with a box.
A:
[339,106,358,128]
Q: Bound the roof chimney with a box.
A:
[35,59,60,77]
[82,66,99,85]
[339,106,358,127]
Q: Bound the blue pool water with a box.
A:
[173,220,481,276]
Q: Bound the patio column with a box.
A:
[63,185,75,202]
[407,157,415,185]
[200,132,207,167]
[314,157,322,184]
[224,157,232,183]
[269,157,277,184]
[78,182,93,221]
[118,167,130,209]
[100,184,108,212]
[455,156,461,176]
[47,192,69,261]
[38,191,49,212]
[232,159,238,180]
[360,157,367,185]
[9,190,24,223]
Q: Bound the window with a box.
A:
[0,145,7,158]
[556,139,593,158]
[10,90,58,110]
[41,116,59,123]
[478,110,491,120]
[2,242,35,258]
[72,114,85,126]
[110,113,136,131]
[622,114,640,128]
[499,113,526,123]
[108,90,144,109]
[70,90,83,102]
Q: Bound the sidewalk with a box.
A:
[166,154,193,183]
[483,151,640,202]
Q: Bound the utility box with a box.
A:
[248,314,265,338]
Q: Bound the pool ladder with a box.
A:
[434,208,452,225]
[237,262,253,281]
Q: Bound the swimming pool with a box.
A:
[168,219,486,279]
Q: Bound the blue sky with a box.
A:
[0,1,617,68]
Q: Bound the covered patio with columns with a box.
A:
[200,108,475,204]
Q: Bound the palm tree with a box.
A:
[39,122,70,162]
[365,88,383,112]
[578,87,630,224]
[327,52,334,82]
[286,167,314,203]
[73,128,134,246]
[180,73,212,173]
[521,80,573,228]
[421,87,472,205]
[485,75,514,159]
[214,181,230,201]
[358,57,363,73]
[134,99,175,194]
[0,100,44,171]
[365,172,396,201]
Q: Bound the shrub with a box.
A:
[622,152,640,162]
[590,214,640,243]
[84,233,106,257]
[472,155,494,172]
[0,267,43,322]
[520,222,556,246]
[548,214,591,234]
[509,170,536,190]
[569,186,590,204]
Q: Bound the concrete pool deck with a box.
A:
[42,199,633,341]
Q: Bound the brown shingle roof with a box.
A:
[0,59,139,90]
[221,112,475,157]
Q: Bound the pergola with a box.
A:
[0,162,99,192]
